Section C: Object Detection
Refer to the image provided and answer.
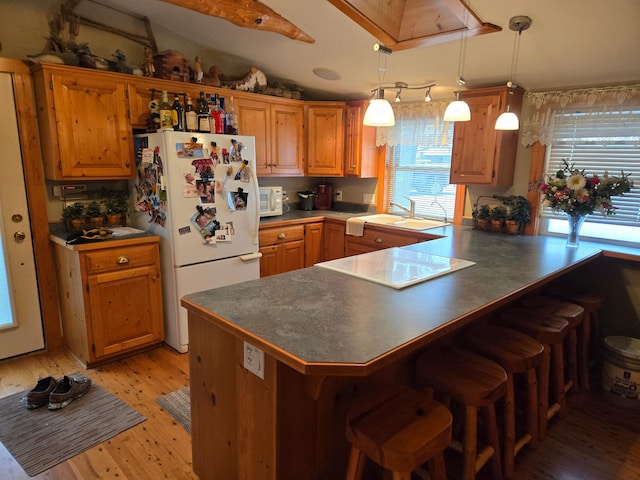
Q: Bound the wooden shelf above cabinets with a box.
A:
[450,85,524,186]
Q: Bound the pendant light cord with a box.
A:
[509,29,522,84]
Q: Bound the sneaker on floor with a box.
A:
[48,375,92,410]
[23,376,59,409]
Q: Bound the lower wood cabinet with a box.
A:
[322,219,345,261]
[52,236,164,367]
[259,224,305,277]
[304,222,324,267]
[344,225,439,256]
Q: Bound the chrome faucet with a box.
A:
[390,197,416,218]
[431,200,448,224]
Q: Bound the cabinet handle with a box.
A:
[374,237,383,244]
[116,255,130,264]
[277,233,286,239]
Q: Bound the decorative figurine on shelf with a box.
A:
[143,47,155,77]
[112,49,142,75]
[194,56,203,84]
[203,65,267,92]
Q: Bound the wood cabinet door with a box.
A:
[236,97,272,175]
[344,101,378,178]
[304,222,324,267]
[322,221,345,261]
[259,244,280,277]
[306,105,344,176]
[281,240,305,273]
[50,70,135,179]
[271,103,304,176]
[450,93,501,185]
[87,264,163,360]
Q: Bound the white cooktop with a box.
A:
[316,247,475,289]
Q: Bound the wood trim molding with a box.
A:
[0,58,63,350]
[525,141,546,235]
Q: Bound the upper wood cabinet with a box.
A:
[32,64,135,180]
[236,96,304,176]
[344,100,378,178]
[306,102,345,176]
[449,85,524,186]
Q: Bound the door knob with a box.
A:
[14,231,26,242]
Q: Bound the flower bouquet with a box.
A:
[535,159,633,246]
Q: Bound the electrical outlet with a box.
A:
[335,190,343,201]
[243,341,264,379]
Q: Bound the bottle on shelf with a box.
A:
[226,96,238,135]
[158,90,173,130]
[196,91,211,133]
[185,96,197,132]
[211,93,224,134]
[171,95,184,131]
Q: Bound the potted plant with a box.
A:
[62,201,85,231]
[105,189,129,227]
[504,195,531,235]
[85,201,104,228]
[475,204,491,231]
[489,206,507,232]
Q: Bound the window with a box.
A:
[540,107,640,245]
[383,104,455,221]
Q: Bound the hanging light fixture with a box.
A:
[444,23,472,122]
[363,43,395,126]
[495,15,532,130]
[425,86,432,102]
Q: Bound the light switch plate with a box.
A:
[243,341,264,379]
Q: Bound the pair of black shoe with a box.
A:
[23,375,92,410]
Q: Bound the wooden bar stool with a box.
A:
[345,384,452,480]
[499,307,569,441]
[521,294,585,393]
[545,284,605,389]
[463,324,544,480]
[417,346,507,480]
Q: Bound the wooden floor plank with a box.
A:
[1,345,640,479]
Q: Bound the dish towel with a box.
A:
[345,217,367,237]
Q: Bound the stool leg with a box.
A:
[580,314,591,390]
[566,326,579,394]
[551,342,567,418]
[537,347,551,441]
[345,446,367,480]
[526,367,539,449]
[462,404,478,480]
[503,374,516,480]
[483,402,503,480]
[428,453,448,480]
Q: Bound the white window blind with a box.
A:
[386,117,455,220]
[544,107,640,227]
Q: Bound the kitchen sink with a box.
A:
[359,214,449,231]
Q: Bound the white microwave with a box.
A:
[259,186,284,217]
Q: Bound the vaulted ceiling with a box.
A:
[70,0,640,101]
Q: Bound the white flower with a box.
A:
[567,173,586,190]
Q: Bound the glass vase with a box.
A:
[566,213,586,248]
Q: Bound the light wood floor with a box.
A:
[1,346,639,479]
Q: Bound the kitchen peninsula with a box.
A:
[181,225,640,480]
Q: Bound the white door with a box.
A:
[0,72,45,359]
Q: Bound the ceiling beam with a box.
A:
[158,0,315,43]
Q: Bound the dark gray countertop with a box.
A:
[182,225,638,375]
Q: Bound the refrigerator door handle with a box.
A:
[239,252,262,262]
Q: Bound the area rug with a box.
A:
[156,387,191,434]
[0,378,145,476]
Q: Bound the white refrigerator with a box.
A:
[130,131,261,353]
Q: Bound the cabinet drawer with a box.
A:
[346,228,419,250]
[82,244,158,275]
[259,225,304,246]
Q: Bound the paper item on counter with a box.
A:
[345,217,367,237]
[109,227,146,236]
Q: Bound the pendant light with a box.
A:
[363,43,395,126]
[495,15,532,130]
[444,7,471,123]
